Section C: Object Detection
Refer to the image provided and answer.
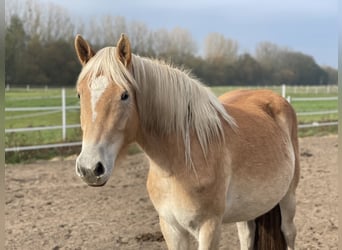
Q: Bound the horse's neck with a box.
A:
[131,56,215,174]
[136,131,185,172]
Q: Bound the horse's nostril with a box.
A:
[77,163,86,177]
[94,162,105,177]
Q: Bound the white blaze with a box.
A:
[89,76,109,122]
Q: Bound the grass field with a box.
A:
[5,85,338,163]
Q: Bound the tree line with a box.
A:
[5,0,337,87]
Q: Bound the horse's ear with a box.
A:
[74,34,95,66]
[116,33,132,67]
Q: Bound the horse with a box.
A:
[74,34,300,250]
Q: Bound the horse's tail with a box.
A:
[253,204,287,250]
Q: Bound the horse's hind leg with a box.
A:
[279,190,297,250]
[236,220,256,250]
[159,217,190,250]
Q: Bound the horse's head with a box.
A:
[74,34,138,186]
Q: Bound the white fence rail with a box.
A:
[290,95,339,128]
[5,142,82,152]
[5,87,338,152]
[286,93,338,129]
[5,124,80,133]
[287,96,338,102]
[298,121,338,129]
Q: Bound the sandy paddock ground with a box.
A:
[5,135,338,249]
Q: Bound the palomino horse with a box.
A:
[74,34,299,250]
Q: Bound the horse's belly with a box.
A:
[222,161,294,223]
[222,190,280,223]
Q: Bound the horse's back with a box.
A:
[220,89,291,121]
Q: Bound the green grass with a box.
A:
[6,110,80,129]
[5,86,338,163]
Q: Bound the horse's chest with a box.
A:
[146,173,200,234]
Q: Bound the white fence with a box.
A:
[279,84,338,129]
[5,88,81,152]
[286,95,338,129]
[5,87,338,152]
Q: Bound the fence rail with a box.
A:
[5,124,80,133]
[5,87,338,152]
[5,142,82,153]
[296,110,338,116]
[289,96,338,102]
[5,106,79,112]
[298,121,338,129]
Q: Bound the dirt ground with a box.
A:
[5,135,338,250]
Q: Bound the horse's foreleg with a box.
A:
[279,190,297,250]
[159,217,190,250]
[198,217,221,250]
[236,220,256,250]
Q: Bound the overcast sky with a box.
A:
[40,0,338,68]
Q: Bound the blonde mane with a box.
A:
[78,47,236,166]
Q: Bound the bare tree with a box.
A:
[152,28,172,56]
[22,0,42,38]
[85,18,102,46]
[129,21,152,55]
[255,42,291,69]
[204,32,239,64]
[5,0,23,25]
[152,27,197,61]
[6,0,75,42]
[169,27,197,56]
[43,2,75,42]
[5,0,40,33]
[99,15,127,46]
[256,42,278,65]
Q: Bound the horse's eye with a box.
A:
[121,91,129,101]
[77,93,80,99]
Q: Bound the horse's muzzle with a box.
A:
[76,160,108,187]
